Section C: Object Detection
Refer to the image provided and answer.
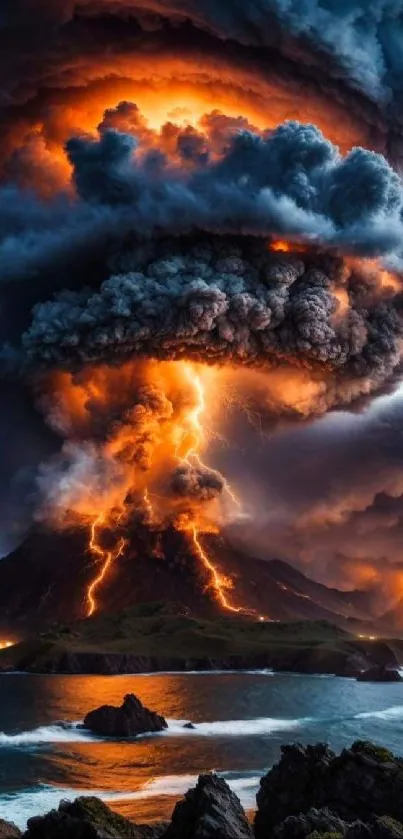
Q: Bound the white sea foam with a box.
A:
[0,773,261,830]
[164,716,303,736]
[0,722,97,746]
[0,710,305,749]
[355,705,403,721]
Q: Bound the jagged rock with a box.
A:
[255,741,403,839]
[349,816,403,839]
[24,796,145,838]
[163,773,253,839]
[183,722,196,730]
[83,693,167,737]
[356,666,402,682]
[273,807,348,839]
[0,818,22,837]
[282,815,403,839]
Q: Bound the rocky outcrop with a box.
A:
[273,807,348,839]
[24,796,148,838]
[0,818,22,838]
[83,693,167,737]
[273,809,403,839]
[164,773,253,839]
[356,666,402,682]
[255,741,403,839]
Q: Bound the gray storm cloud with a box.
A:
[1,118,403,289]
[12,238,403,409]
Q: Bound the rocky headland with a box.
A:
[1,603,403,679]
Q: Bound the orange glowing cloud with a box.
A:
[0,39,379,197]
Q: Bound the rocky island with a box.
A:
[83,693,168,738]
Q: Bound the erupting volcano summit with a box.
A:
[3,1,403,624]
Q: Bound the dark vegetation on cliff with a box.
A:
[1,601,403,676]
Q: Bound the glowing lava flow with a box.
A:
[190,523,245,614]
[86,514,126,617]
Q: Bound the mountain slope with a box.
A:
[0,525,376,637]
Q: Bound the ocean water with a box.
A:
[0,671,402,830]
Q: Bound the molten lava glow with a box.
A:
[0,640,14,650]
[189,522,244,614]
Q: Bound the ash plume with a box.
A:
[171,464,224,500]
[12,237,403,414]
[2,119,403,288]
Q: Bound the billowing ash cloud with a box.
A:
[65,121,403,252]
[11,237,403,414]
[1,118,403,289]
[171,464,223,500]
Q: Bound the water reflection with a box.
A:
[0,672,402,826]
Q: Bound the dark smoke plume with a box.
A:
[2,119,403,288]
[10,237,403,415]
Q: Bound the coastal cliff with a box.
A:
[1,603,402,677]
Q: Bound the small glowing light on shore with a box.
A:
[357,634,377,641]
[0,640,14,650]
[259,616,266,622]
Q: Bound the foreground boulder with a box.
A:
[0,818,22,837]
[255,741,403,839]
[273,809,403,839]
[356,666,402,682]
[24,796,151,838]
[83,693,167,737]
[164,773,253,839]
[273,807,348,839]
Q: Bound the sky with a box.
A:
[3,0,403,609]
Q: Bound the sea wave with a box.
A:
[0,712,305,748]
[164,716,304,736]
[0,722,97,746]
[354,705,403,721]
[0,773,261,830]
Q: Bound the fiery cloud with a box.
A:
[2,0,403,615]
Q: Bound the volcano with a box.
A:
[0,525,377,638]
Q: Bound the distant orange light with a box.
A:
[270,240,291,252]
[269,240,308,254]
[0,640,14,650]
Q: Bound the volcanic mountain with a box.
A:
[0,524,377,638]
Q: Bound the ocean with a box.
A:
[0,671,402,830]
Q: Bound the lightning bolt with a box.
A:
[86,513,126,617]
[177,364,269,620]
